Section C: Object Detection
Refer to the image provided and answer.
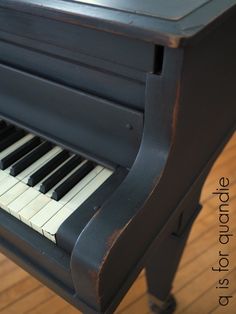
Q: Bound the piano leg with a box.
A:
[145,201,202,314]
[148,294,176,314]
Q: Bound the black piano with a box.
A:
[0,1,235,313]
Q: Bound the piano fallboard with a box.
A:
[0,63,143,169]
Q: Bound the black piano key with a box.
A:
[0,125,15,138]
[0,136,41,170]
[40,155,82,194]
[27,150,70,187]
[52,161,94,201]
[10,141,53,177]
[0,129,26,152]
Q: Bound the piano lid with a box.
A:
[0,0,235,47]
[72,0,211,21]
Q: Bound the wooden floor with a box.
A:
[0,133,235,314]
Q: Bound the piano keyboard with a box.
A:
[0,120,113,242]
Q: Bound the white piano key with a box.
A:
[42,169,113,241]
[0,169,10,182]
[19,194,51,225]
[0,176,19,196]
[4,148,63,218]
[58,165,103,206]
[29,166,102,234]
[17,146,62,182]
[0,182,28,212]
[14,156,82,224]
[42,206,71,242]
[30,200,64,234]
[0,121,115,243]
[8,188,40,218]
[66,168,113,211]
[3,166,12,175]
[0,134,34,160]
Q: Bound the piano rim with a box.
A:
[1,0,236,47]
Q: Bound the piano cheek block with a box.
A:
[56,167,128,254]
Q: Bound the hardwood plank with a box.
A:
[0,286,54,314]
[201,170,236,204]
[174,241,236,293]
[120,294,150,314]
[0,253,6,263]
[0,259,16,277]
[175,249,236,314]
[212,143,236,169]
[186,203,222,245]
[0,268,28,294]
[0,277,40,310]
[206,181,236,209]
[27,295,67,314]
[182,268,236,313]
[211,285,236,314]
[179,225,223,270]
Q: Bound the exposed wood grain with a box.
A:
[0,286,54,314]
[0,268,28,294]
[0,277,40,311]
[0,133,235,313]
[0,260,16,278]
[182,268,236,313]
[211,282,236,314]
[25,295,68,314]
[175,250,236,314]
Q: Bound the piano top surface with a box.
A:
[0,0,236,46]
[71,0,210,21]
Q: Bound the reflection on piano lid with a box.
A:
[0,119,113,243]
[73,0,210,20]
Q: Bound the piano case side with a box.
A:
[70,13,236,312]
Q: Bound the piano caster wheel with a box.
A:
[148,294,177,314]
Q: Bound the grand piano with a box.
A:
[0,1,235,313]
